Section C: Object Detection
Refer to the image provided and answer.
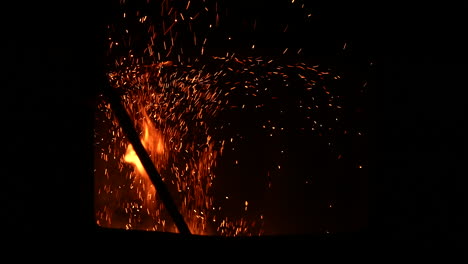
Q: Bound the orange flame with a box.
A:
[122,109,171,228]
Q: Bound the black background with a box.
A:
[1,0,465,256]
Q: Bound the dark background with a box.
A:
[1,0,465,255]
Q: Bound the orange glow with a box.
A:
[124,145,144,177]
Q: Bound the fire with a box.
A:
[124,144,144,175]
[94,0,354,236]
[123,112,166,207]
[95,56,340,236]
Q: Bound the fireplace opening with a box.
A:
[93,0,369,238]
